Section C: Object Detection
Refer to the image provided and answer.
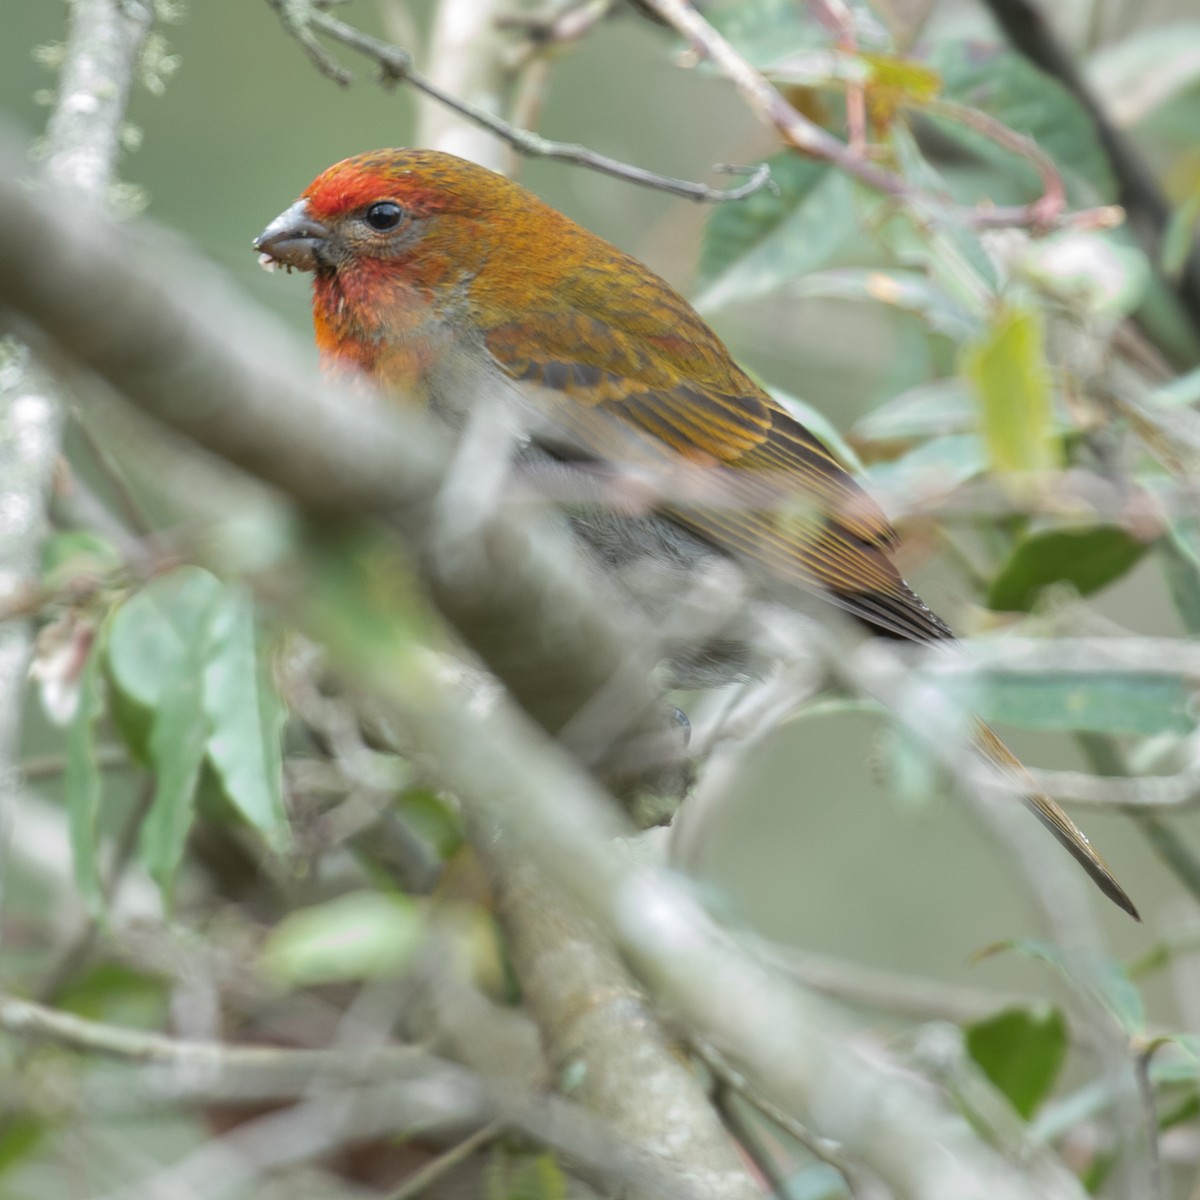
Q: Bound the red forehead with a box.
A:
[301,148,493,220]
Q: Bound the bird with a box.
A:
[254,147,1138,920]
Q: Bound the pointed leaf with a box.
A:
[202,588,288,845]
[964,306,1062,477]
[987,526,1149,612]
[966,1006,1068,1119]
[139,584,222,898]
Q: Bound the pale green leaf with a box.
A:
[963,306,1061,476]
[262,891,426,987]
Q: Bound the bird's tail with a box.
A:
[974,720,1140,920]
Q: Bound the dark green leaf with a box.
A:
[0,1117,43,1174]
[987,526,1150,612]
[965,1006,1067,1119]
[202,588,288,845]
[66,619,110,915]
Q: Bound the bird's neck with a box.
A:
[312,263,454,398]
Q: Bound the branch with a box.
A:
[0,160,1096,1199]
[0,146,687,823]
[640,0,1112,232]
[484,848,757,1199]
[0,991,693,1200]
[263,1,773,204]
[980,0,1200,342]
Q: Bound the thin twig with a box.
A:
[1134,1041,1165,1200]
[711,1083,794,1200]
[382,1119,505,1200]
[641,0,1112,232]
[697,1040,870,1199]
[264,0,773,204]
[980,0,1200,341]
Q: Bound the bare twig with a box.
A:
[263,1,773,204]
[980,0,1200,341]
[699,1039,874,1199]
[382,1119,505,1200]
[0,990,695,1200]
[640,0,1113,232]
[0,0,153,1008]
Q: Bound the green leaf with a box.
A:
[41,530,121,590]
[702,0,887,65]
[0,1117,44,1175]
[790,268,981,341]
[202,588,288,846]
[1162,186,1200,279]
[396,788,464,860]
[853,379,978,442]
[1161,524,1200,635]
[696,154,856,311]
[934,44,1117,202]
[987,526,1149,612]
[965,1006,1068,1119]
[865,433,988,495]
[66,619,111,916]
[960,669,1195,736]
[963,306,1062,477]
[978,940,1144,1036]
[261,890,426,987]
[138,582,222,898]
[487,1152,570,1200]
[107,566,224,709]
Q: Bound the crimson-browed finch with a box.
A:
[255,147,1137,919]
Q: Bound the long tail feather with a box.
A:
[975,720,1139,921]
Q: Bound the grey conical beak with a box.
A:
[253,199,330,272]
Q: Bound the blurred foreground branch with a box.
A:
[0,154,1096,1200]
[0,0,153,894]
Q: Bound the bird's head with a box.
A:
[254,148,552,293]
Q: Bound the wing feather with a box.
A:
[485,315,950,642]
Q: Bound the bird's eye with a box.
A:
[364,201,404,231]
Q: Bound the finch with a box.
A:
[255,147,1137,919]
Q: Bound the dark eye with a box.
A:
[364,201,403,231]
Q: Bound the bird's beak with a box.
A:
[253,199,330,272]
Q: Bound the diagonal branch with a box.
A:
[264,0,773,204]
[0,161,1093,1200]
